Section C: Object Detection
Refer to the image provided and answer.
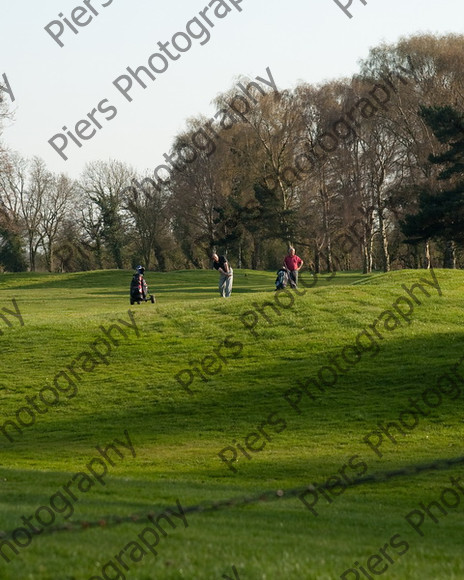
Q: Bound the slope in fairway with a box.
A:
[0,268,463,580]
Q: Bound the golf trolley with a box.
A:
[130,266,156,305]
[275,267,297,290]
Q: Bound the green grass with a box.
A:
[0,268,463,579]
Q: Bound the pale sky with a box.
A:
[1,0,463,179]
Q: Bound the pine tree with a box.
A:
[401,106,464,257]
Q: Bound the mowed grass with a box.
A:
[0,268,463,580]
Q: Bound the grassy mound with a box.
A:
[0,268,462,579]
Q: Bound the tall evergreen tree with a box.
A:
[401,106,464,261]
[0,225,27,271]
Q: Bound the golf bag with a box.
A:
[275,268,289,290]
[130,266,155,304]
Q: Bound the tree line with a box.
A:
[1,33,463,273]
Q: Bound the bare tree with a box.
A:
[40,174,77,271]
[79,160,134,268]
[0,155,47,270]
[125,176,171,270]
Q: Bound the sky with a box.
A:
[1,0,463,180]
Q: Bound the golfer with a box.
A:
[212,253,233,298]
[283,247,303,288]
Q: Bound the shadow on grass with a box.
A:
[4,331,463,475]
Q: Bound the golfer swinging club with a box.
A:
[212,253,233,298]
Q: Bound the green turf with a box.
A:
[0,268,462,579]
